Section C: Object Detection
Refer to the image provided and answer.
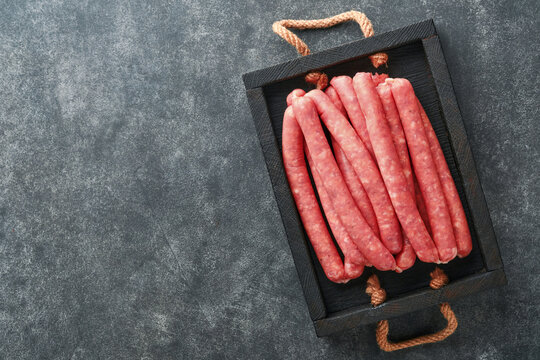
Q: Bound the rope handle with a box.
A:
[366,268,458,352]
[272,10,388,69]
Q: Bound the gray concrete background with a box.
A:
[0,1,538,359]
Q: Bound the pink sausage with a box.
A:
[376,83,415,194]
[389,78,457,263]
[324,86,347,115]
[305,147,365,279]
[332,140,380,237]
[325,86,380,237]
[305,89,403,256]
[377,82,432,238]
[282,106,346,282]
[376,82,418,270]
[286,88,306,106]
[291,96,396,270]
[353,72,437,263]
[395,238,416,272]
[416,100,472,258]
[330,76,375,158]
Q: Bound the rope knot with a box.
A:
[366,274,387,306]
[305,71,328,90]
[429,267,449,290]
[369,52,388,68]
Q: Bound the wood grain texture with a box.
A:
[245,88,326,320]
[243,19,506,336]
[313,269,506,337]
[243,20,437,90]
[422,37,504,271]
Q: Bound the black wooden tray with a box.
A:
[242,19,506,337]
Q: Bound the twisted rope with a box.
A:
[366,267,458,352]
[272,11,388,89]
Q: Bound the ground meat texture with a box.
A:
[377,82,419,270]
[416,99,472,258]
[291,96,396,271]
[389,78,457,263]
[376,83,415,195]
[304,89,403,257]
[353,72,437,263]
[395,237,416,271]
[324,86,347,116]
[332,140,380,237]
[282,106,346,282]
[326,86,380,237]
[305,147,365,279]
[330,76,375,158]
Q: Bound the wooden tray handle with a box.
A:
[366,268,458,352]
[272,10,388,68]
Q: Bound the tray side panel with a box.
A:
[314,269,507,337]
[243,20,437,90]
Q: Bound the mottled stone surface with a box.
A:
[0,1,538,359]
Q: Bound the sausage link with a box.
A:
[389,78,457,263]
[306,147,365,279]
[395,237,416,272]
[282,106,346,282]
[416,100,472,258]
[376,83,415,194]
[376,82,418,270]
[353,73,437,263]
[324,86,347,116]
[305,89,403,256]
[292,96,396,271]
[325,86,380,237]
[332,140,380,237]
[330,76,375,158]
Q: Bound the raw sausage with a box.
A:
[306,147,365,279]
[353,73,438,263]
[389,78,457,262]
[291,96,396,270]
[330,76,375,158]
[325,86,380,237]
[305,89,403,256]
[332,141,380,237]
[377,81,432,236]
[416,100,472,257]
[395,237,416,271]
[288,89,364,277]
[282,105,346,282]
[377,81,418,270]
[324,86,347,116]
[376,82,415,194]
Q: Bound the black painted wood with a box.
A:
[243,20,437,90]
[313,269,506,337]
[243,19,506,337]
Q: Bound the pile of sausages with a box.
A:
[282,73,472,283]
